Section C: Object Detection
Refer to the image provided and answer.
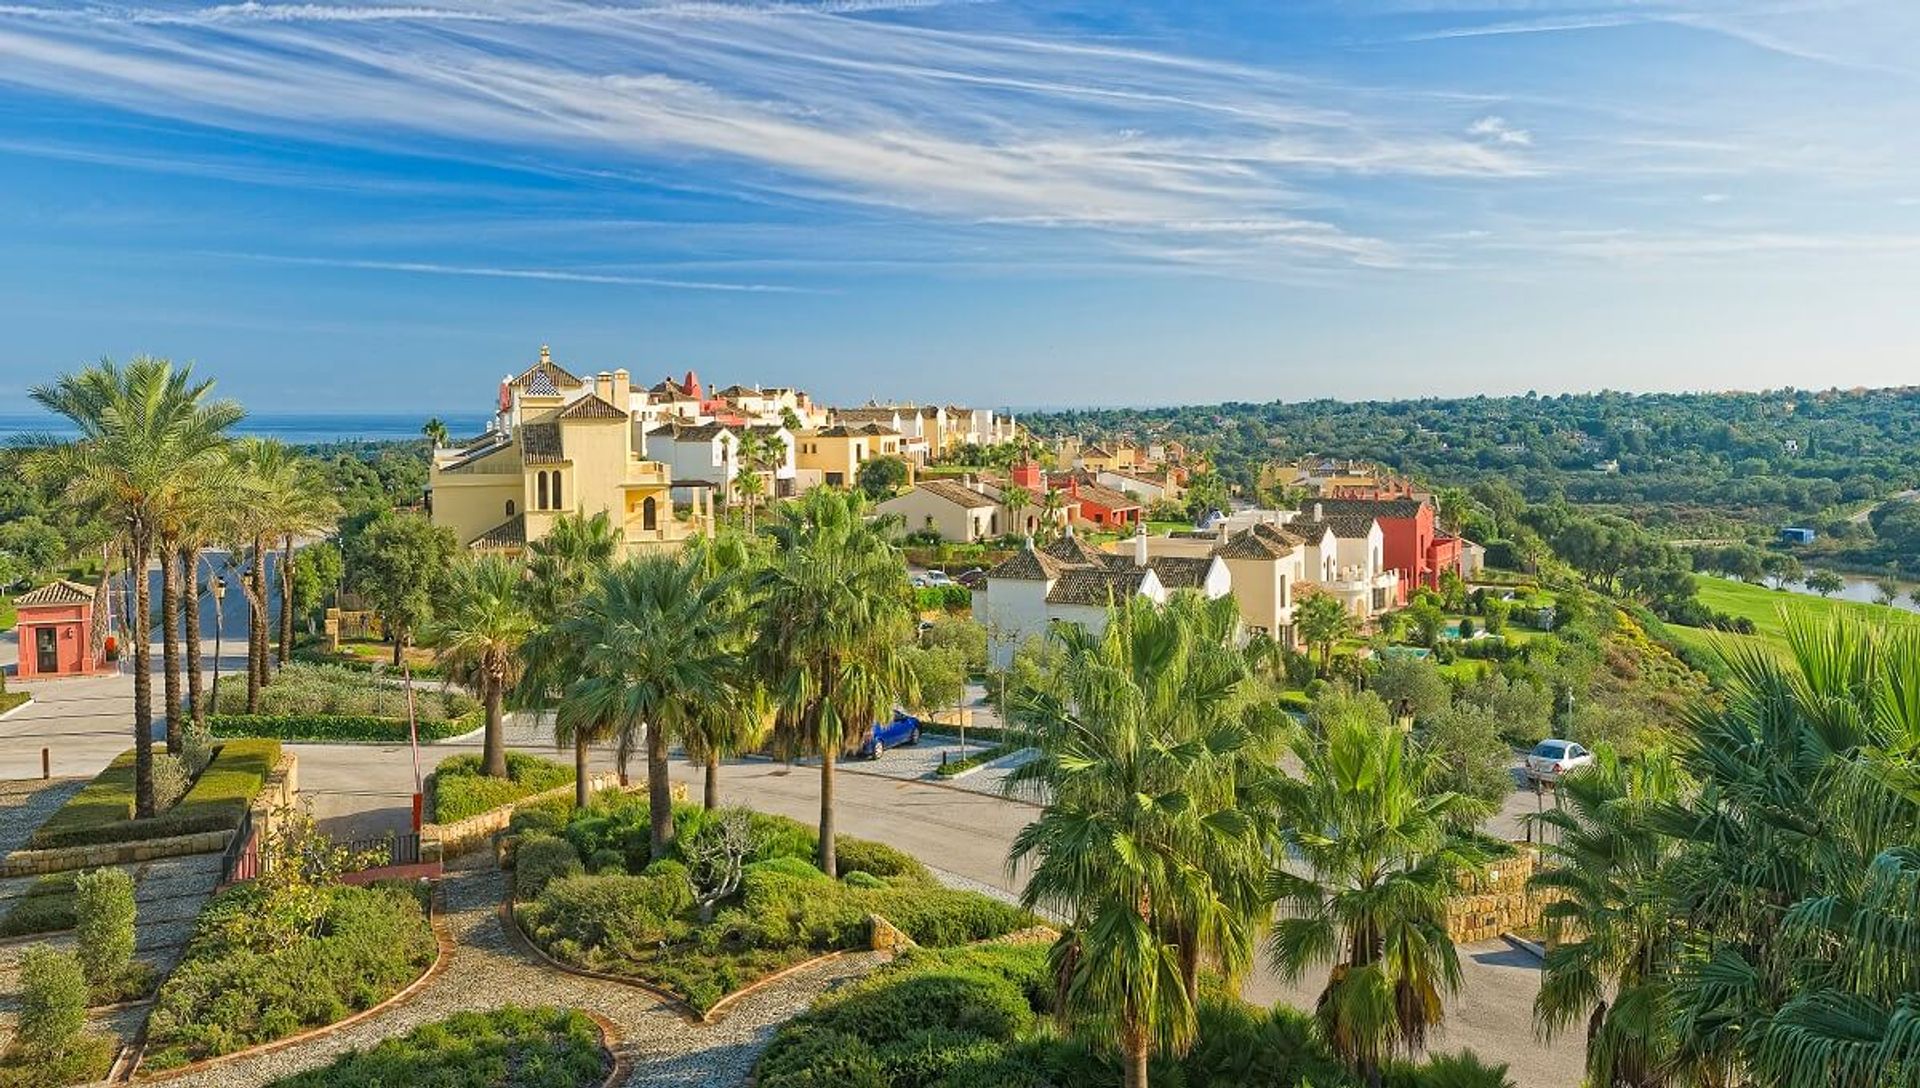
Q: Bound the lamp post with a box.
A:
[210,576,226,710]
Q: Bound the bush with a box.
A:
[212,662,475,721]
[758,1027,887,1088]
[209,710,480,744]
[143,882,436,1069]
[1384,1050,1517,1088]
[515,835,584,901]
[429,752,575,824]
[29,739,282,849]
[15,946,86,1054]
[749,855,834,883]
[264,1006,608,1088]
[842,870,885,889]
[73,867,135,985]
[152,752,192,811]
[516,871,694,966]
[836,836,934,882]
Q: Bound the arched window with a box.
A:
[536,472,548,510]
[551,471,563,510]
[642,496,658,531]
[506,499,517,517]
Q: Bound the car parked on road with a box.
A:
[1524,739,1592,783]
[955,567,987,589]
[922,569,955,587]
[858,710,922,759]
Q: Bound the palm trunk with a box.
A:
[242,549,265,714]
[249,534,268,690]
[647,721,673,862]
[278,535,295,666]
[574,733,591,809]
[482,684,508,778]
[129,535,157,819]
[181,546,205,730]
[393,632,405,667]
[818,747,838,877]
[1123,1030,1150,1088]
[704,751,720,810]
[159,542,183,752]
[1178,927,1202,1006]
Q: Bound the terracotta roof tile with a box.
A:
[1046,566,1150,605]
[987,547,1066,582]
[1041,534,1107,567]
[468,513,526,550]
[555,394,627,420]
[14,579,96,607]
[910,479,999,510]
[512,358,585,395]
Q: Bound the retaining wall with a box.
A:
[1445,842,1544,944]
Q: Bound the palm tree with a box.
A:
[1266,707,1490,1087]
[1006,596,1272,1088]
[517,511,621,806]
[223,439,298,712]
[421,417,449,448]
[275,460,341,667]
[1529,747,1683,1088]
[23,358,242,816]
[555,553,734,859]
[162,461,242,729]
[1003,484,1033,537]
[1038,486,1069,540]
[753,488,914,876]
[1296,589,1354,673]
[428,555,536,778]
[680,531,770,809]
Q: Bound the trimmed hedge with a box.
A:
[142,881,436,1070]
[429,752,575,824]
[209,709,480,744]
[0,872,80,937]
[27,740,282,850]
[264,1006,608,1088]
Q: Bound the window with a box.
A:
[536,472,549,510]
[551,471,563,509]
[642,496,658,531]
[506,500,516,517]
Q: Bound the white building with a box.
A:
[878,479,1004,542]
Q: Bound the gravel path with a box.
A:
[152,857,884,1088]
[0,777,85,857]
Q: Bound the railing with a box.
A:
[220,808,260,887]
[344,831,421,868]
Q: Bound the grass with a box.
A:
[263,1006,607,1088]
[429,752,575,824]
[933,742,1018,777]
[0,1033,115,1088]
[1675,576,1920,660]
[0,873,81,937]
[28,739,282,850]
[0,691,28,715]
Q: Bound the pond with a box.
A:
[1762,569,1920,614]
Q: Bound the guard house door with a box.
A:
[35,626,58,674]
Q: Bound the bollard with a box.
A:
[43,747,51,779]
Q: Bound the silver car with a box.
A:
[1525,739,1592,783]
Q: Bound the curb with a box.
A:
[1500,931,1547,960]
[124,885,452,1082]
[0,697,35,722]
[587,1010,628,1088]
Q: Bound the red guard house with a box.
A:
[13,580,110,680]
[1315,497,1465,604]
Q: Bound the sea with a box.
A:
[0,411,485,446]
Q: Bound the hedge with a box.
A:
[263,1006,608,1088]
[142,881,436,1070]
[28,740,282,850]
[0,872,80,938]
[428,752,575,824]
[209,709,480,744]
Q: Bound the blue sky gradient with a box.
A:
[0,1,1916,411]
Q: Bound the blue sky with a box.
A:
[0,1,1916,413]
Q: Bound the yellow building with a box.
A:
[792,423,904,488]
[429,349,712,556]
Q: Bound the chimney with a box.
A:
[595,371,614,403]
[1134,524,1149,567]
[1313,502,1323,521]
[612,368,631,410]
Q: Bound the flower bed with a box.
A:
[511,800,1030,1014]
[141,880,437,1070]
[26,740,282,850]
[262,1006,608,1088]
[213,662,474,721]
[209,710,480,744]
[428,752,575,824]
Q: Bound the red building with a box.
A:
[13,580,110,680]
[1049,472,1141,530]
[1314,497,1463,601]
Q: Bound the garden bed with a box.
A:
[140,880,438,1071]
[0,691,28,716]
[26,740,281,850]
[0,872,81,938]
[932,742,1021,777]
[510,800,1031,1015]
[428,752,575,824]
[207,661,478,742]
[262,1006,610,1088]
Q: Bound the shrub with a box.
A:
[263,1006,607,1088]
[211,662,475,721]
[758,1027,886,1088]
[515,835,584,901]
[0,873,80,938]
[1384,1049,1517,1088]
[29,740,281,849]
[842,870,885,889]
[73,867,135,985]
[152,752,192,811]
[209,710,480,744]
[15,946,86,1054]
[143,882,436,1069]
[429,752,575,823]
[516,871,694,967]
[748,855,833,882]
[859,886,1031,948]
[835,837,933,883]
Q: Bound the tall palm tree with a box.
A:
[275,460,341,667]
[223,439,298,712]
[517,511,621,806]
[1006,595,1271,1088]
[1266,707,1490,1088]
[753,488,915,876]
[1038,486,1069,540]
[681,530,770,809]
[421,417,450,448]
[163,460,242,729]
[1530,747,1683,1088]
[1003,483,1033,537]
[23,358,242,816]
[428,555,536,778]
[555,552,735,859]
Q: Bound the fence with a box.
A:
[219,808,260,887]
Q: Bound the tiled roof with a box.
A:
[1315,497,1426,521]
[987,547,1067,582]
[911,479,999,510]
[1216,524,1302,560]
[651,378,694,397]
[512,358,585,396]
[1042,534,1107,567]
[1047,566,1150,606]
[468,514,527,550]
[556,394,627,420]
[440,435,514,473]
[714,384,761,399]
[1073,483,1141,510]
[833,407,899,424]
[853,422,900,436]
[1081,444,1114,458]
[657,421,734,442]
[520,422,564,464]
[15,579,96,607]
[1101,553,1215,589]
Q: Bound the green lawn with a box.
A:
[1677,577,1920,659]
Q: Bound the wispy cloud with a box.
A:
[213,251,815,291]
[1467,114,1532,145]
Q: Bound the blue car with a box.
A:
[858,710,922,759]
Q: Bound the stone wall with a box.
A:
[420,771,623,861]
[1445,843,1543,944]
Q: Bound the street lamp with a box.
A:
[210,576,226,710]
